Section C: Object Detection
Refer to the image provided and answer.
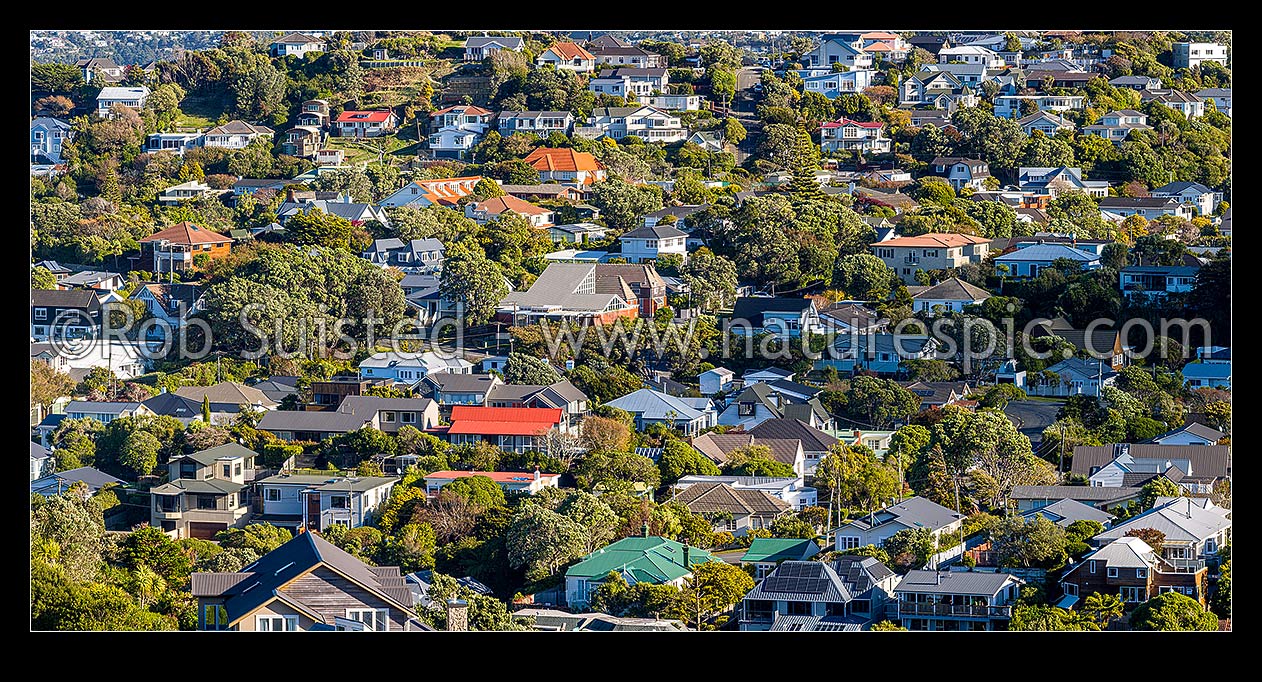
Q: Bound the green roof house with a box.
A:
[740,538,821,580]
[565,529,718,609]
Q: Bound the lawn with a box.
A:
[326,134,416,165]
[176,92,228,130]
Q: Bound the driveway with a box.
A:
[1004,400,1062,444]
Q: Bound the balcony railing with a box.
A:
[1157,558,1206,574]
[898,602,1012,618]
[903,256,921,265]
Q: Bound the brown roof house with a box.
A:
[673,482,792,536]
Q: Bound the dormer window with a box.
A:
[738,402,756,417]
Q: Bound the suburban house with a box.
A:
[1024,357,1117,398]
[578,106,686,143]
[76,56,123,83]
[897,380,973,411]
[334,110,399,138]
[361,238,446,273]
[819,117,891,154]
[859,31,910,60]
[818,302,885,334]
[379,176,482,209]
[618,223,688,264]
[282,126,323,158]
[1150,181,1222,217]
[31,117,73,164]
[743,418,838,477]
[357,350,472,385]
[418,373,502,406]
[588,68,669,99]
[440,405,566,453]
[590,45,665,68]
[995,242,1102,278]
[496,110,576,138]
[742,557,901,631]
[426,104,493,159]
[548,222,608,245]
[276,195,390,227]
[645,93,704,111]
[1083,110,1152,144]
[96,86,149,118]
[150,443,256,539]
[1110,75,1163,91]
[1028,316,1127,370]
[61,400,146,425]
[690,432,807,480]
[1119,265,1199,300]
[258,396,440,441]
[496,262,641,324]
[253,473,397,533]
[173,381,279,415]
[938,45,1005,67]
[1171,42,1228,69]
[1071,443,1230,495]
[297,99,331,128]
[899,70,980,110]
[1011,485,1142,514]
[536,42,597,73]
[729,297,822,338]
[1141,89,1204,120]
[464,195,555,227]
[909,278,991,314]
[191,530,425,631]
[30,442,52,482]
[1092,497,1231,565]
[740,538,822,581]
[138,222,233,274]
[31,289,102,341]
[202,121,274,149]
[873,229,989,284]
[716,382,830,431]
[503,183,585,203]
[804,36,874,70]
[524,147,607,185]
[513,608,686,632]
[564,534,717,610]
[1020,498,1114,529]
[1058,537,1208,610]
[483,380,589,424]
[156,180,230,205]
[421,469,561,498]
[925,157,991,191]
[675,475,818,511]
[464,35,524,61]
[834,496,965,552]
[32,466,124,498]
[1149,422,1225,447]
[799,69,877,100]
[699,367,735,396]
[1195,88,1231,117]
[270,32,325,57]
[1182,346,1230,390]
[1098,196,1196,221]
[894,569,1024,631]
[993,94,1085,119]
[819,332,936,375]
[1016,111,1076,136]
[603,388,717,436]
[672,482,792,536]
[1017,166,1109,197]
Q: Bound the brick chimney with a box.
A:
[445,599,468,631]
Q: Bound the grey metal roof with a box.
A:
[1074,537,1156,570]
[996,243,1099,263]
[176,443,258,467]
[1070,444,1230,478]
[31,441,50,460]
[258,409,373,434]
[605,388,712,422]
[768,615,864,632]
[424,372,500,394]
[32,466,123,496]
[732,297,814,325]
[840,496,963,534]
[1151,421,1224,444]
[748,418,838,452]
[1011,485,1141,503]
[911,278,992,301]
[65,400,140,414]
[337,395,435,416]
[1020,498,1113,527]
[190,572,252,597]
[150,477,244,495]
[499,263,623,312]
[465,35,524,49]
[895,569,1022,596]
[620,224,687,239]
[1094,497,1231,544]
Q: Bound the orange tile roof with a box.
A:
[545,42,596,61]
[872,233,991,248]
[409,176,484,206]
[140,221,233,245]
[446,406,563,436]
[523,147,605,173]
[861,31,902,40]
[474,195,552,217]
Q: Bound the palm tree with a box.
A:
[1083,592,1125,629]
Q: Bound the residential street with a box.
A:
[1003,400,1061,444]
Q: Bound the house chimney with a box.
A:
[683,545,691,568]
[935,571,942,585]
[445,599,469,632]
[533,466,541,482]
[641,522,650,538]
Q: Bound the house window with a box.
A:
[265,488,281,502]
[34,308,48,320]
[1119,586,1145,603]
[401,412,416,424]
[197,495,218,510]
[256,615,299,631]
[1063,583,1078,596]
[838,536,861,550]
[786,601,812,616]
[1089,560,1097,574]
[222,464,232,478]
[235,463,243,476]
[156,495,179,513]
[346,608,389,631]
[738,402,756,417]
[383,411,396,423]
[203,604,228,630]
[1136,568,1147,579]
[1107,567,1119,578]
[330,495,350,509]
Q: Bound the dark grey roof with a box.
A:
[767,378,821,399]
[1020,498,1114,527]
[745,561,853,603]
[336,395,435,416]
[731,297,815,326]
[465,35,524,49]
[31,289,100,309]
[1150,421,1225,444]
[748,418,838,452]
[830,555,896,598]
[424,373,500,394]
[150,477,244,495]
[645,204,708,220]
[1098,197,1183,209]
[1152,181,1212,195]
[767,615,864,632]
[32,466,123,495]
[176,443,258,467]
[191,531,419,627]
[1070,444,1230,478]
[620,224,686,239]
[910,278,991,301]
[258,409,373,434]
[31,441,51,460]
[602,67,667,77]
[141,392,202,419]
[1010,485,1143,503]
[840,496,963,534]
[895,570,1022,596]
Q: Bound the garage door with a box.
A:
[188,522,227,540]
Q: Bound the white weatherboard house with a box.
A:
[603,388,716,436]
[618,223,687,263]
[910,278,991,315]
[834,496,965,551]
[96,86,150,118]
[358,351,473,384]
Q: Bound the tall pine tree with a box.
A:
[788,127,825,203]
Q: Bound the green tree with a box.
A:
[681,560,755,628]
[1211,553,1231,619]
[119,430,161,477]
[659,439,720,484]
[883,527,936,569]
[439,244,510,325]
[1009,603,1099,631]
[122,527,194,583]
[558,491,620,554]
[31,360,76,411]
[721,444,795,478]
[502,352,562,385]
[869,620,907,631]
[285,208,353,250]
[844,376,921,429]
[589,177,664,230]
[32,266,58,290]
[788,127,825,202]
[214,523,292,555]
[834,253,898,301]
[990,515,1068,568]
[1129,592,1219,631]
[1123,527,1167,555]
[31,491,107,582]
[443,475,508,509]
[723,117,747,145]
[505,504,589,581]
[1082,592,1125,629]
[678,248,738,310]
[1139,477,1182,510]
